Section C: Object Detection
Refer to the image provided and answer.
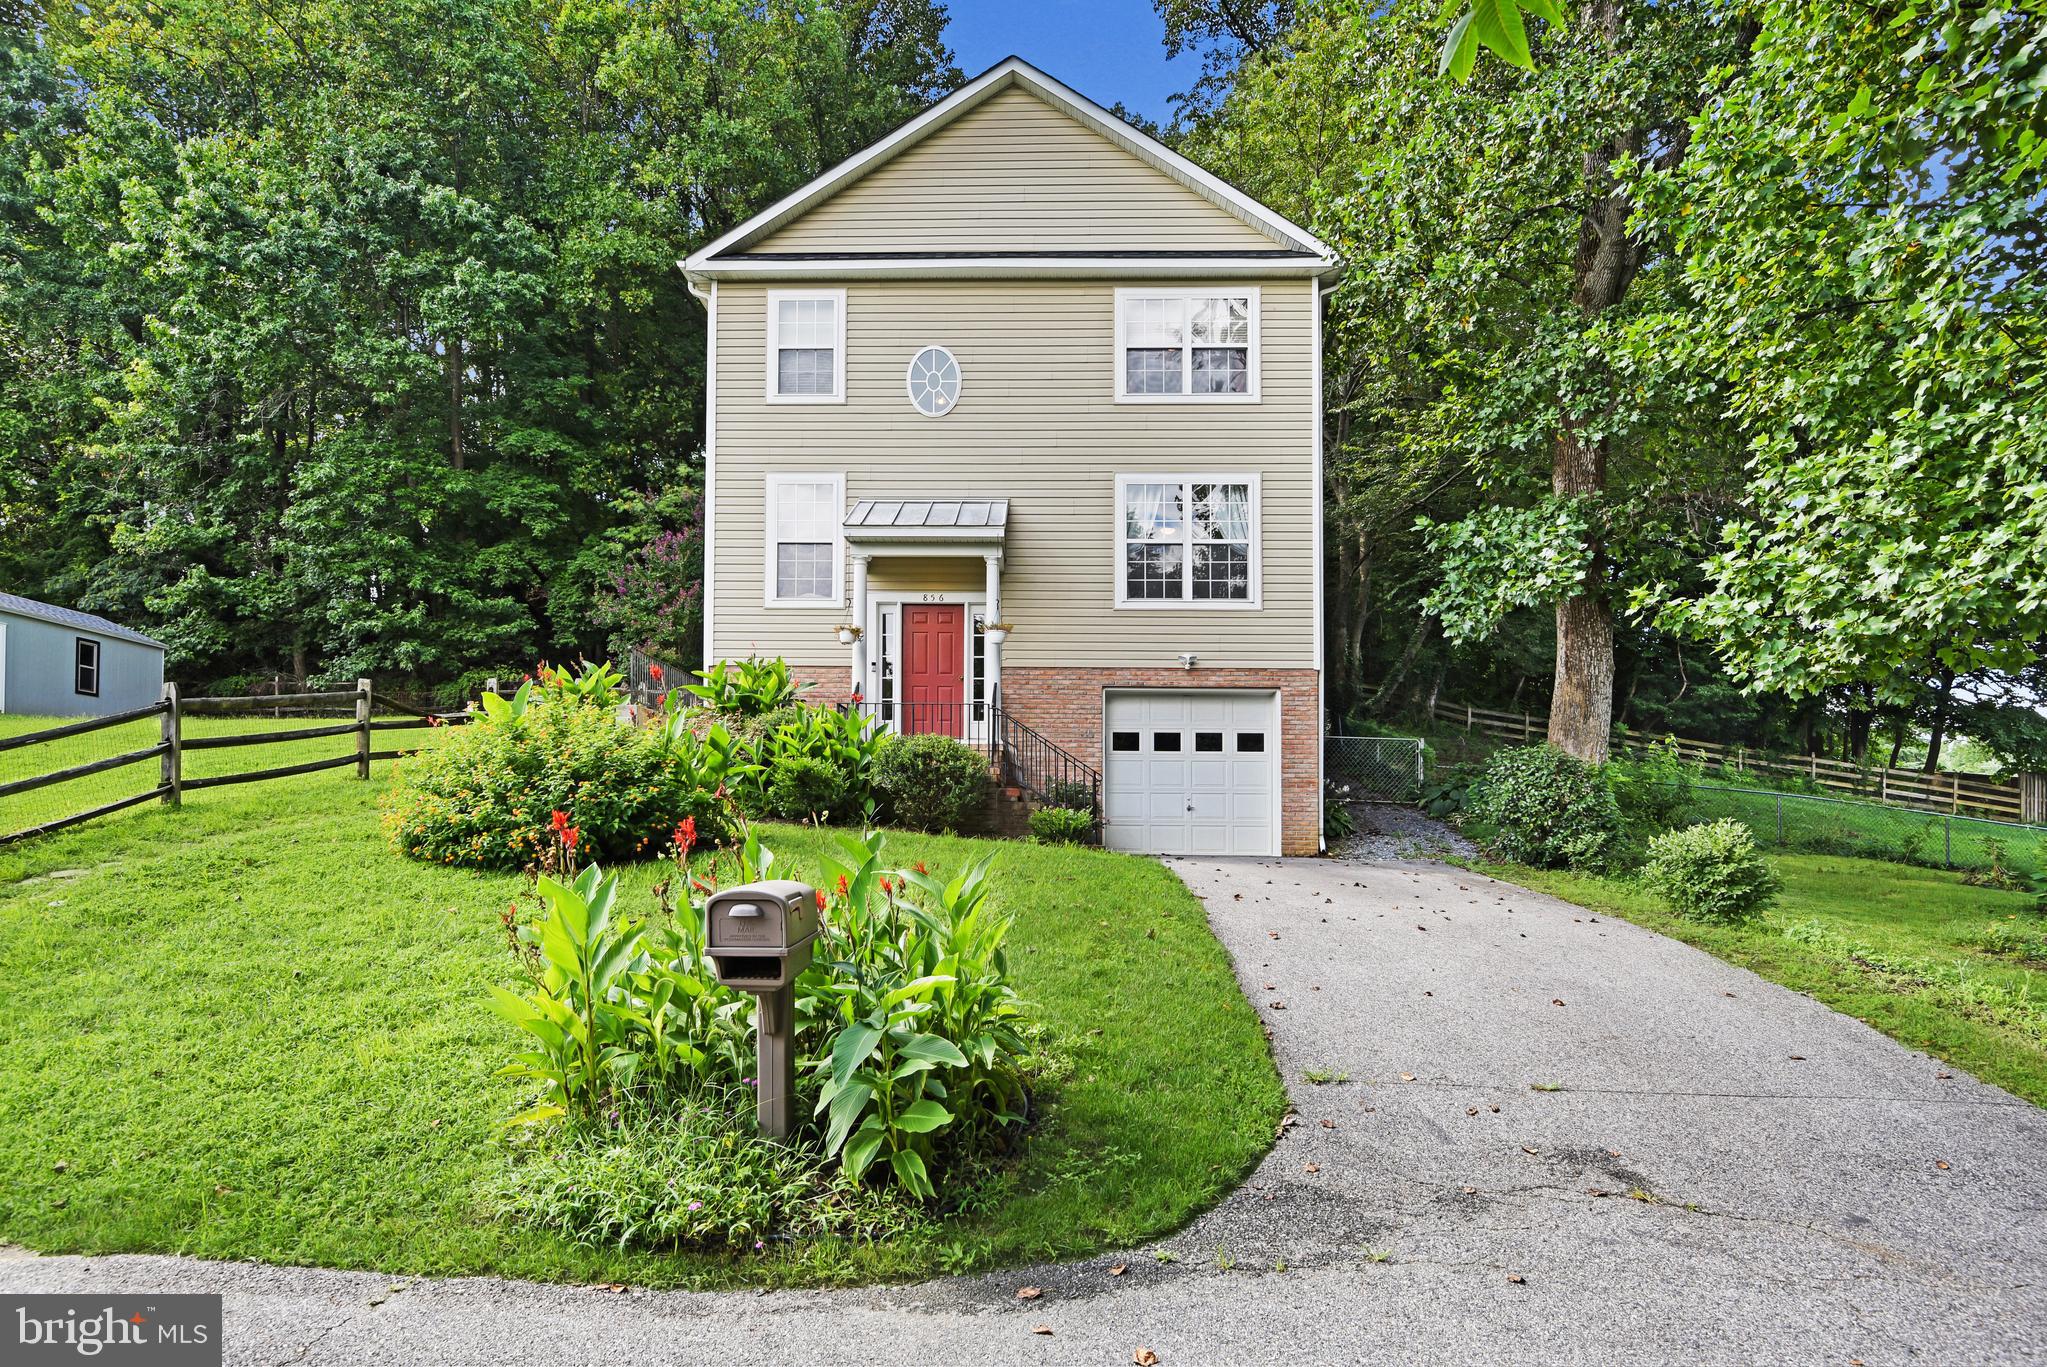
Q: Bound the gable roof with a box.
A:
[684,57,1337,281]
[0,591,165,649]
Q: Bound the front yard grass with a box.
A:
[0,778,1282,1287]
[1497,853,2047,1104]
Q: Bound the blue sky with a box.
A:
[942,1,1199,123]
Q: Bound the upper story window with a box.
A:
[74,637,101,696]
[1116,475,1260,607]
[765,472,844,606]
[766,288,846,403]
[1114,288,1260,402]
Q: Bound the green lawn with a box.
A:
[1686,783,2046,879]
[2,711,452,840]
[0,778,1281,1287]
[1498,853,2047,1104]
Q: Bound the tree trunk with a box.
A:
[1543,0,1642,766]
[1923,668,1957,773]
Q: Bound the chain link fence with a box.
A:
[1686,782,2045,879]
[1325,735,1426,803]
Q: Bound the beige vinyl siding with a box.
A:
[751,86,1277,255]
[711,279,1316,671]
[869,558,988,595]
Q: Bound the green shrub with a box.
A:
[1467,744,1625,869]
[486,827,1033,1205]
[1029,806,1095,844]
[767,756,855,822]
[1609,738,1698,831]
[1323,796,1356,841]
[1641,819,1783,924]
[383,694,727,868]
[872,733,990,833]
[687,657,808,715]
[490,1098,922,1251]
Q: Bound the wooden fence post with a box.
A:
[2021,773,2046,825]
[355,678,373,780]
[159,682,182,807]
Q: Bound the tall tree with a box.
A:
[1634,0,2047,701]
[1195,0,1747,760]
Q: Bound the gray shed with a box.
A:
[0,592,166,718]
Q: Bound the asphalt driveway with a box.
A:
[7,853,2045,1364]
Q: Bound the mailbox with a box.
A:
[706,880,820,991]
[704,880,819,1141]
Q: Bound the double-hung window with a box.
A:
[1116,475,1260,607]
[765,473,844,605]
[1114,288,1259,401]
[74,638,101,696]
[766,288,846,402]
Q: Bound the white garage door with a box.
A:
[1103,690,1278,856]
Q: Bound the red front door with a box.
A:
[902,604,964,736]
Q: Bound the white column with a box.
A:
[850,553,870,702]
[983,552,1002,709]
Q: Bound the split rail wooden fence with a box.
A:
[1,679,501,846]
[1429,699,2047,825]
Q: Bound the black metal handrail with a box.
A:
[840,698,1101,820]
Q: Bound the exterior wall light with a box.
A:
[1179,652,1198,670]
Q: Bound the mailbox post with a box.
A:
[705,880,819,1140]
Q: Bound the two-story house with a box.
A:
[683,57,1335,857]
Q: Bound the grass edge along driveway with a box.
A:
[0,776,1283,1289]
[1493,853,2047,1107]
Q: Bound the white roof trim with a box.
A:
[683,57,1337,277]
[694,255,1326,281]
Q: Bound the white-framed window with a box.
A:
[1115,474,1261,608]
[74,637,100,696]
[766,288,846,402]
[764,472,844,606]
[1113,287,1260,402]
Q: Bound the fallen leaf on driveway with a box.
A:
[1017,1286,1043,1300]
[1467,1107,1479,1116]
[1935,1160,1951,1171]
[1032,1325,1054,1335]
[1400,1072,1416,1082]
[1506,1273,1526,1285]
[1109,1263,1127,1276]
[1134,1350,1160,1366]
[1462,1185,1478,1194]
[1320,1119,1336,1129]
[1552,999,1566,1006]
[1304,1163,1321,1173]
[1521,1146,1538,1155]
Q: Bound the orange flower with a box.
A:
[835,873,849,901]
[814,888,826,911]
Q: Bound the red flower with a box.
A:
[657,689,669,708]
[851,690,865,704]
[914,860,927,874]
[880,876,893,895]
[562,826,580,850]
[549,810,570,835]
[650,664,664,681]
[835,873,849,901]
[814,888,827,911]
[673,816,697,857]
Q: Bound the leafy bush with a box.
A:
[688,657,808,716]
[1641,819,1783,924]
[1323,796,1356,841]
[1419,766,1478,818]
[1029,806,1095,844]
[490,1097,921,1251]
[807,832,1030,1197]
[872,733,990,833]
[384,692,726,868]
[767,756,855,822]
[1466,744,1625,869]
[1041,779,1096,810]
[1609,738,1698,831]
[487,825,1033,1206]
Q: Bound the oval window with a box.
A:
[905,346,961,417]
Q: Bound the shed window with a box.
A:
[767,289,846,402]
[1117,475,1260,606]
[766,473,844,604]
[1115,289,1259,400]
[74,638,100,696]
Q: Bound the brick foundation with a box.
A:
[997,667,1321,855]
